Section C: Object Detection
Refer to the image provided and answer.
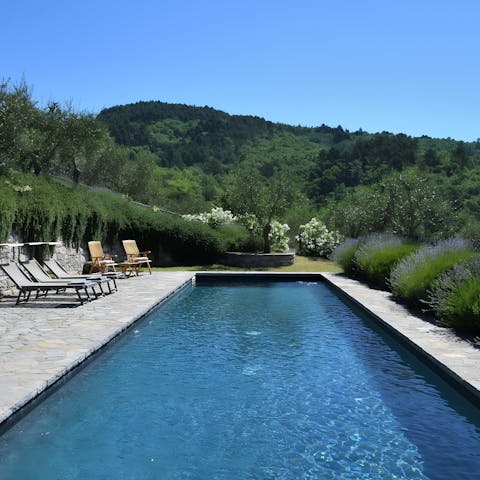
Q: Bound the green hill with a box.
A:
[97,100,480,201]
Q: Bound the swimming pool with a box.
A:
[0,280,479,479]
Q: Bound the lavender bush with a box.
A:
[331,238,361,276]
[353,234,418,289]
[389,238,475,306]
[427,258,480,331]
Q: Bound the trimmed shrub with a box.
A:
[389,239,476,307]
[427,258,480,331]
[122,209,225,265]
[331,238,361,276]
[354,234,418,289]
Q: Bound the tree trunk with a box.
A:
[262,224,271,253]
[73,166,81,184]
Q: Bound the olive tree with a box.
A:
[223,167,297,253]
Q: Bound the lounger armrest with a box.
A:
[139,250,151,255]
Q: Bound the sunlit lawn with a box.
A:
[152,256,342,273]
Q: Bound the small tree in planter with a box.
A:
[223,168,296,253]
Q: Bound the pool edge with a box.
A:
[196,271,480,406]
[2,270,480,431]
[0,275,194,431]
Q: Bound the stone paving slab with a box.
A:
[0,272,194,425]
[321,272,480,401]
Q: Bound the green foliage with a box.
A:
[427,258,480,331]
[222,166,297,253]
[331,238,361,276]
[354,238,418,289]
[215,225,261,253]
[380,168,456,241]
[0,173,227,264]
[325,186,387,238]
[325,169,456,242]
[389,240,476,306]
[0,180,17,241]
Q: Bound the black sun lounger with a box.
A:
[21,259,103,299]
[0,262,95,305]
[43,258,119,292]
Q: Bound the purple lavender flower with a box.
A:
[389,238,474,304]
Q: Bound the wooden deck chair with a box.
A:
[88,241,118,274]
[122,240,152,275]
[1,262,94,305]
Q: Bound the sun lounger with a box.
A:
[43,258,119,293]
[0,262,95,305]
[21,260,103,298]
[122,240,152,275]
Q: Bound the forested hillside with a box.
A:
[96,101,480,241]
[3,81,480,244]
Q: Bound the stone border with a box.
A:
[197,271,480,405]
[0,272,194,428]
[320,272,480,405]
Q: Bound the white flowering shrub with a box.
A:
[182,207,237,228]
[269,220,290,252]
[13,184,32,193]
[296,218,343,257]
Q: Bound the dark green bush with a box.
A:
[120,208,225,265]
[215,225,262,253]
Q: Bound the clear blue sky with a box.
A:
[2,0,479,140]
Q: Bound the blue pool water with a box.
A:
[1,281,480,479]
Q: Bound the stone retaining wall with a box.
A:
[222,252,295,268]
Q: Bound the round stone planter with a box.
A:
[222,252,295,268]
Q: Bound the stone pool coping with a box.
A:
[197,271,480,403]
[1,270,480,428]
[0,272,194,427]
[320,272,480,403]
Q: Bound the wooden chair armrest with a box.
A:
[139,250,151,255]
